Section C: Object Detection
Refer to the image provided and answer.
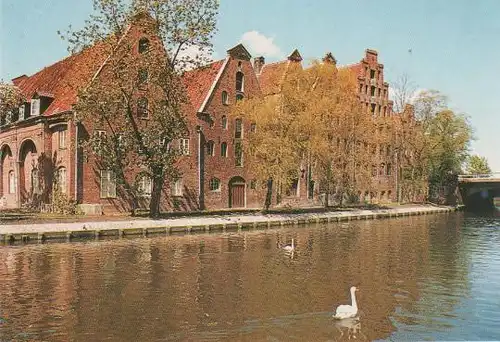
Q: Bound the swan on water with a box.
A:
[333,286,359,319]
[282,238,295,252]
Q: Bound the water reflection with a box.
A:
[1,213,499,341]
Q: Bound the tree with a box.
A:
[0,82,25,125]
[466,155,491,175]
[233,63,306,210]
[63,0,219,217]
[306,65,375,206]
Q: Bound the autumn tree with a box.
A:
[62,0,219,217]
[466,155,491,175]
[308,65,375,206]
[0,82,25,126]
[233,63,306,210]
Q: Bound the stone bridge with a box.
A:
[458,173,500,211]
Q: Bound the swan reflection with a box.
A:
[334,316,364,340]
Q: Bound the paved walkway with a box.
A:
[0,204,458,243]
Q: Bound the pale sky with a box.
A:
[2,0,499,170]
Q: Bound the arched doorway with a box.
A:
[0,145,14,206]
[18,139,38,204]
[229,176,246,208]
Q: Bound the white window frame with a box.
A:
[59,129,67,149]
[138,175,152,197]
[222,91,229,105]
[172,178,183,196]
[58,167,67,194]
[8,170,16,194]
[209,178,221,192]
[206,141,214,156]
[179,138,190,155]
[221,142,228,158]
[31,98,40,116]
[100,170,117,198]
[222,115,228,130]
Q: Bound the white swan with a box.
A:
[282,239,295,252]
[333,286,359,319]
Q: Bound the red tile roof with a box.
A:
[14,42,108,116]
[182,59,225,112]
[257,60,289,96]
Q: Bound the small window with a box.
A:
[221,115,228,129]
[179,138,190,155]
[8,171,15,194]
[31,98,40,116]
[386,163,392,176]
[138,175,152,197]
[222,91,229,105]
[59,129,67,149]
[371,103,376,115]
[359,84,363,93]
[137,97,148,118]
[250,179,257,189]
[235,141,243,167]
[100,170,116,198]
[250,123,256,133]
[221,142,228,157]
[206,141,215,156]
[236,94,244,102]
[138,38,149,53]
[138,69,148,86]
[236,71,244,92]
[371,86,376,96]
[31,169,40,194]
[172,178,183,196]
[370,69,375,79]
[58,167,67,194]
[209,178,220,191]
[371,165,377,177]
[235,119,243,139]
[380,163,385,176]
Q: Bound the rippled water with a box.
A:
[1,213,499,341]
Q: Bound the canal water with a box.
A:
[1,213,499,341]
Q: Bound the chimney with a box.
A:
[253,56,265,74]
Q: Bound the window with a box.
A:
[138,38,149,53]
[137,97,148,118]
[235,141,243,167]
[206,141,215,156]
[59,129,67,149]
[236,94,244,102]
[138,69,148,86]
[221,142,228,157]
[138,175,152,197]
[386,163,392,176]
[370,69,375,79]
[250,123,256,133]
[371,165,377,177]
[172,178,183,196]
[222,91,229,105]
[100,170,117,198]
[179,138,190,155]
[359,84,363,93]
[380,163,385,176]
[250,179,257,189]
[371,86,376,96]
[209,178,220,191]
[236,71,244,92]
[221,115,228,129]
[371,103,376,115]
[31,98,40,116]
[235,119,243,139]
[31,169,40,195]
[58,167,67,194]
[8,171,15,194]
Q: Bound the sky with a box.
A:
[1,0,500,170]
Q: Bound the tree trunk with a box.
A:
[264,178,273,212]
[149,175,164,218]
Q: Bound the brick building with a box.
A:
[1,20,406,213]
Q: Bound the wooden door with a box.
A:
[230,183,245,208]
